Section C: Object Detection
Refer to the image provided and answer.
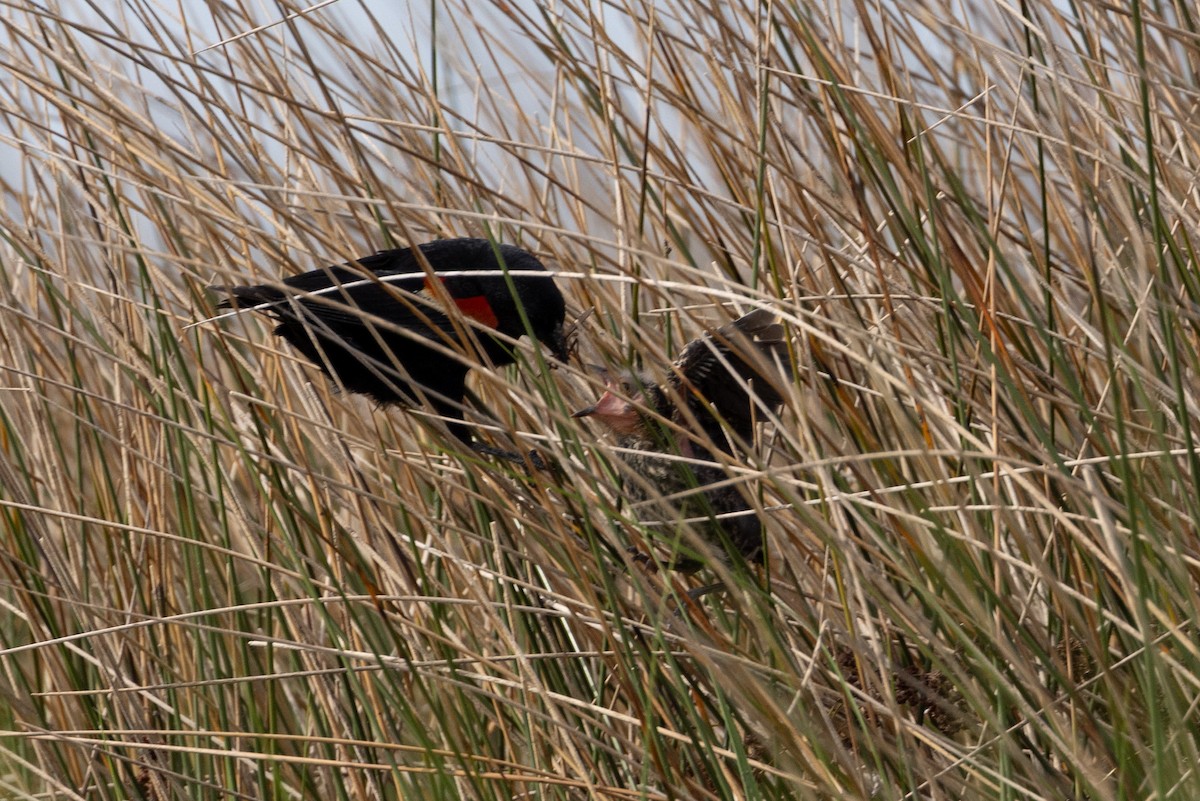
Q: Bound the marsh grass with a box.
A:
[1,0,1199,798]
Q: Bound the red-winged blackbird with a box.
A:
[572,308,790,573]
[215,238,568,446]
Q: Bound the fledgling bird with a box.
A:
[572,308,790,573]
[213,238,568,447]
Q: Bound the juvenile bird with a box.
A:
[572,308,790,574]
[214,238,568,447]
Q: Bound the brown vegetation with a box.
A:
[1,0,1198,798]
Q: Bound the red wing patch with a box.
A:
[423,276,500,328]
[451,294,500,328]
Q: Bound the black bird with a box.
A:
[215,238,568,446]
[572,308,790,573]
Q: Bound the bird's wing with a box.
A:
[670,308,791,447]
[220,254,497,342]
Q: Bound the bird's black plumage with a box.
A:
[215,238,567,444]
[573,309,790,572]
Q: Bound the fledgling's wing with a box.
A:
[670,308,791,453]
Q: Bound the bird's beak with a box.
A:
[551,307,594,364]
[549,321,570,364]
[571,364,612,416]
[572,385,628,419]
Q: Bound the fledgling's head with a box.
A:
[571,370,665,438]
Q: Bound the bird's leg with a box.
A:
[470,443,555,473]
[685,581,726,600]
[625,546,660,573]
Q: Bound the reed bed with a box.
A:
[1,0,1198,798]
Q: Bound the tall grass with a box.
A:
[1,0,1198,798]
